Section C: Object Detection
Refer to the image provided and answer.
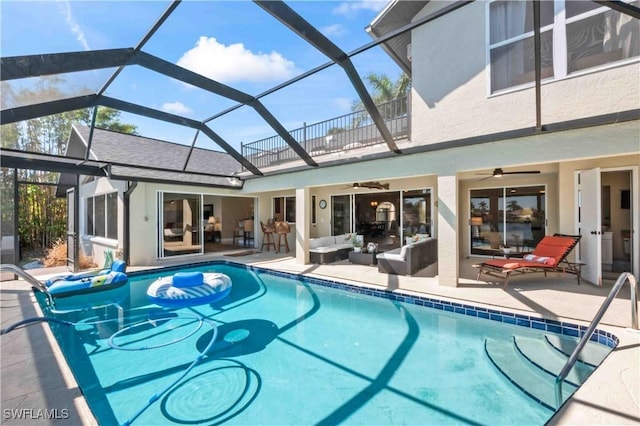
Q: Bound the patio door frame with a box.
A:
[156,190,204,259]
[575,165,639,284]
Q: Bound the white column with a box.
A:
[437,174,459,287]
[295,187,310,264]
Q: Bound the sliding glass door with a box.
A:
[158,192,202,258]
[402,190,432,240]
[331,195,351,236]
[470,186,546,256]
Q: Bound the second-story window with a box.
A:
[488,0,639,93]
[489,0,555,92]
[565,1,640,74]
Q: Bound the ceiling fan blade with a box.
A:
[503,171,541,175]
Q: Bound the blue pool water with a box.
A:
[38,261,616,425]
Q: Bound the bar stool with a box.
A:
[243,219,255,247]
[260,221,276,252]
[275,221,290,253]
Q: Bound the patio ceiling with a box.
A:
[1,0,639,186]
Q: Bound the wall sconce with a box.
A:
[370,201,378,209]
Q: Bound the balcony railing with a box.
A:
[241,96,409,171]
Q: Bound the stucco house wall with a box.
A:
[77,177,127,267]
[410,1,640,146]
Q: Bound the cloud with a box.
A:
[321,24,347,38]
[161,101,193,115]
[332,0,387,17]
[58,0,90,51]
[177,36,297,83]
[333,97,353,112]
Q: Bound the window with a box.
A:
[489,1,554,92]
[86,197,94,236]
[274,196,295,223]
[311,195,317,225]
[86,192,118,239]
[402,190,431,237]
[566,1,640,73]
[106,193,117,239]
[470,186,546,256]
[488,1,639,93]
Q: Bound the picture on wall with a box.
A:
[203,204,214,220]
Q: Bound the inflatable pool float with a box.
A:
[147,271,232,308]
[45,260,128,298]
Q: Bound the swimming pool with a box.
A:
[39,261,617,425]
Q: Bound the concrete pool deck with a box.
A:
[1,254,638,425]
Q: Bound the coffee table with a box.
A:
[348,250,380,265]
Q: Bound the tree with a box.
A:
[1,78,138,257]
[75,107,139,135]
[351,72,411,127]
[507,200,522,212]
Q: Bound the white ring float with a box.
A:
[147,271,232,308]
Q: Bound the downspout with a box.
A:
[124,181,138,266]
[73,175,79,272]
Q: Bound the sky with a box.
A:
[1,0,405,152]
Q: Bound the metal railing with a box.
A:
[0,263,52,303]
[554,271,638,408]
[241,96,409,170]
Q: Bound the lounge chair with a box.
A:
[474,234,582,288]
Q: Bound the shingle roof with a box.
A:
[366,0,428,76]
[55,125,243,196]
[74,125,242,176]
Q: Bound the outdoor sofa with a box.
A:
[376,235,437,276]
[309,234,361,264]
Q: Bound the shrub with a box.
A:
[44,239,97,269]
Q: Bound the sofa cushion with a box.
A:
[335,233,354,245]
[309,236,335,249]
[310,246,337,253]
[334,243,353,250]
[412,233,430,243]
[377,246,405,261]
[382,252,405,261]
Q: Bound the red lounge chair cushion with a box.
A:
[530,236,575,266]
[483,235,577,271]
[483,259,556,271]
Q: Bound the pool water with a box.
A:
[40,262,611,425]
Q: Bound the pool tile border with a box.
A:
[130,260,619,349]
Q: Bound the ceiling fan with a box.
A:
[477,168,540,180]
[344,181,390,190]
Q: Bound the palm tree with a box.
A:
[351,72,411,127]
[507,200,522,212]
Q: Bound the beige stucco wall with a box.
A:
[77,177,127,267]
[127,182,240,265]
[410,1,640,146]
